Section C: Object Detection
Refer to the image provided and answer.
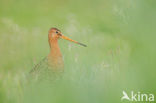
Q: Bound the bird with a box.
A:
[30,28,87,78]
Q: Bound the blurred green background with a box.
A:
[0,0,156,103]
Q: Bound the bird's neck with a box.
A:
[49,38,62,58]
[48,38,63,69]
[49,39,59,52]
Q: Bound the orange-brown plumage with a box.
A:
[48,28,64,70]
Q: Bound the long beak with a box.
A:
[60,35,87,47]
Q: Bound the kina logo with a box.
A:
[121,91,154,102]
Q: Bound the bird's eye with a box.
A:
[56,31,58,34]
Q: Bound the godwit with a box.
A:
[30,28,86,75]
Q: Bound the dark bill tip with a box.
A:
[78,42,87,47]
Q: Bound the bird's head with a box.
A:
[48,28,62,39]
[48,28,87,47]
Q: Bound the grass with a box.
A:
[0,0,156,103]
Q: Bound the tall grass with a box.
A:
[0,0,156,103]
